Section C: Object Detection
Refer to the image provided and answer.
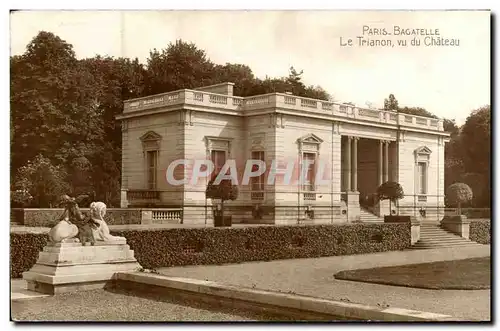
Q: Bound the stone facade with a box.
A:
[117,82,450,225]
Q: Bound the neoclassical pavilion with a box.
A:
[117,82,449,224]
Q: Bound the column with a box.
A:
[392,142,399,183]
[378,140,383,186]
[384,140,389,182]
[345,136,351,191]
[351,137,358,191]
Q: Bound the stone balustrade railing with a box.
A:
[123,90,445,131]
[151,209,183,222]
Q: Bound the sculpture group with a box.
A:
[23,194,140,295]
[48,194,124,245]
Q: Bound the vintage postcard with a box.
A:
[9,10,491,322]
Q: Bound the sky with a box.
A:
[9,10,491,125]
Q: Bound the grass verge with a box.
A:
[334,257,490,290]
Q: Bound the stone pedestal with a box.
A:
[141,210,153,225]
[440,215,470,239]
[410,217,420,245]
[376,200,390,217]
[23,239,141,294]
[120,189,129,208]
[346,191,360,222]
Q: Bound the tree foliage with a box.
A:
[206,178,239,225]
[11,32,334,208]
[383,94,398,111]
[377,181,404,202]
[206,178,239,201]
[446,183,473,215]
[12,154,70,207]
[377,181,404,215]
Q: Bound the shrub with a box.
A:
[470,220,490,244]
[206,178,239,224]
[10,232,49,278]
[10,223,411,278]
[446,183,473,215]
[377,182,404,215]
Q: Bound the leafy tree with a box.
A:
[145,40,215,95]
[376,181,404,215]
[457,106,490,207]
[383,94,399,111]
[90,142,121,207]
[444,118,463,190]
[460,106,490,176]
[12,154,70,207]
[446,183,473,215]
[206,178,239,225]
[68,156,93,197]
[10,31,103,172]
[79,56,146,202]
[12,32,337,208]
[398,106,438,119]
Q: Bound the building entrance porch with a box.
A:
[341,136,398,219]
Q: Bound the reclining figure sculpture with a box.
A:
[48,195,124,244]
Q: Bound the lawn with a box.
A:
[334,257,490,290]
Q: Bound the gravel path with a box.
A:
[11,289,288,321]
[158,245,491,321]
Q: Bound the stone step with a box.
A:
[411,244,479,250]
[420,232,463,237]
[419,234,471,240]
[421,233,462,238]
[417,240,472,245]
[420,237,469,242]
[420,230,455,234]
[420,230,463,235]
[412,241,480,247]
[420,228,448,231]
[412,244,481,250]
[412,240,480,247]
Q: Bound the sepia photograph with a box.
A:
[9,9,491,322]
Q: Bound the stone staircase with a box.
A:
[412,222,483,249]
[359,207,383,223]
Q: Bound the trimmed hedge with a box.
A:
[10,223,411,278]
[13,208,143,227]
[10,232,49,279]
[470,220,490,244]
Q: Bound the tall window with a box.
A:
[211,150,226,181]
[146,150,158,189]
[302,152,316,191]
[251,151,265,191]
[418,162,427,194]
